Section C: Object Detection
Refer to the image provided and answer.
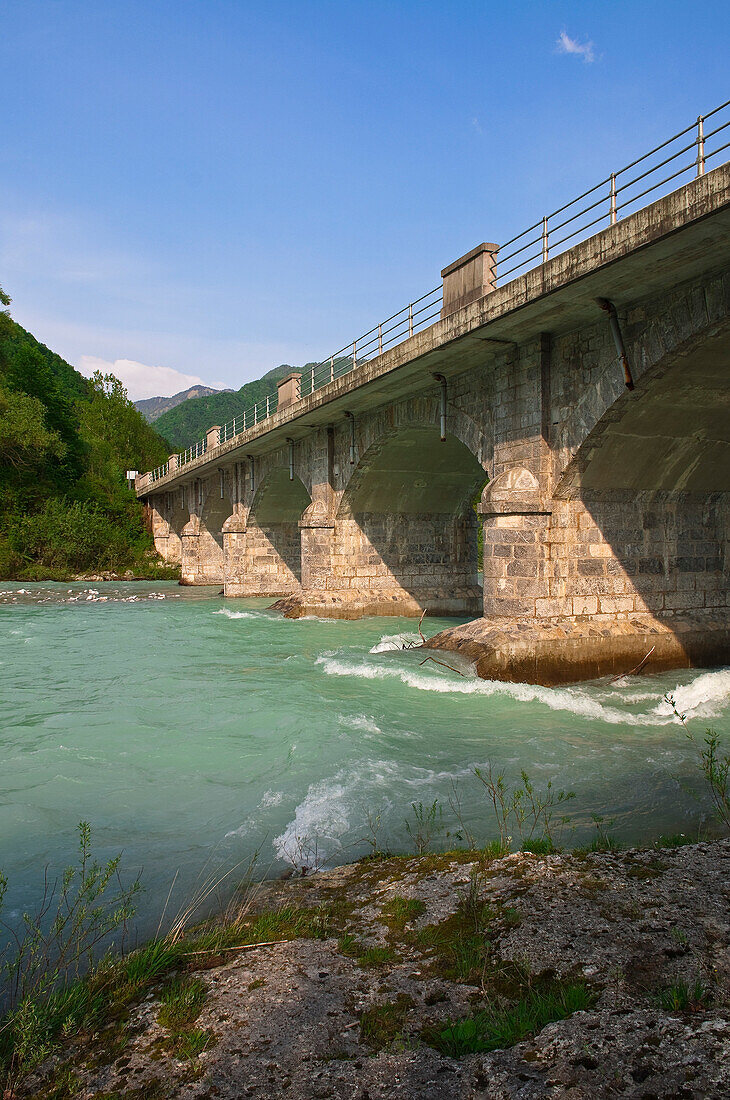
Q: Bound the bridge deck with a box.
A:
[138,163,730,496]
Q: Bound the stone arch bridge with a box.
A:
[138,166,730,683]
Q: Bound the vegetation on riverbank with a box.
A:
[0,286,176,581]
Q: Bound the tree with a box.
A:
[0,387,66,471]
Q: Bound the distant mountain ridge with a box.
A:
[134,384,231,423]
[150,364,296,451]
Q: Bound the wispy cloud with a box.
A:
[471,117,483,135]
[77,356,206,401]
[556,30,595,63]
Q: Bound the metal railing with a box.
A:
[150,461,169,483]
[494,100,730,282]
[219,392,279,444]
[178,439,207,468]
[141,99,729,486]
[297,285,443,399]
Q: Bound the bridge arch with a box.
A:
[333,415,489,616]
[548,317,730,622]
[164,495,191,564]
[189,486,234,584]
[246,468,312,594]
[557,320,730,496]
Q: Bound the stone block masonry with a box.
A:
[140,166,730,682]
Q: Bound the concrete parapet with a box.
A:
[441,242,498,317]
[277,372,302,411]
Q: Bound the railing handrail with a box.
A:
[141,98,730,486]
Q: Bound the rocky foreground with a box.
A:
[24,840,730,1099]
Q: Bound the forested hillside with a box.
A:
[153,363,294,449]
[0,285,174,580]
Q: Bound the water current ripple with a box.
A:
[1,581,728,942]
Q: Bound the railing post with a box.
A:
[266,395,270,418]
[378,322,383,355]
[408,303,413,337]
[352,340,357,370]
[330,356,334,382]
[542,216,549,262]
[311,364,315,394]
[610,173,617,225]
[697,115,706,176]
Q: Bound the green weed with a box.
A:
[574,815,623,854]
[473,766,575,852]
[359,995,413,1050]
[125,940,182,987]
[654,978,711,1013]
[157,977,207,1032]
[425,981,595,1056]
[405,800,445,855]
[652,833,693,849]
[173,1027,211,1060]
[522,838,560,855]
[337,932,360,957]
[381,896,426,930]
[357,946,396,967]
[665,694,730,833]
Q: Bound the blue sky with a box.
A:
[1,1,728,398]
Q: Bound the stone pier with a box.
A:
[138,165,730,683]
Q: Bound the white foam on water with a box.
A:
[224,817,255,840]
[213,608,262,620]
[273,756,499,871]
[316,656,676,726]
[654,668,730,721]
[260,788,284,808]
[369,632,423,654]
[346,715,382,735]
[273,778,352,869]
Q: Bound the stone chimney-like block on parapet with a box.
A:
[441,242,499,318]
[168,454,179,472]
[277,371,302,411]
[206,426,221,450]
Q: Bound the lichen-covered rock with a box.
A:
[21,840,730,1099]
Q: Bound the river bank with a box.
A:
[17,837,730,1099]
[0,563,180,584]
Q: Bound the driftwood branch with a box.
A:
[417,608,427,643]
[182,938,288,956]
[610,645,656,683]
[419,655,464,676]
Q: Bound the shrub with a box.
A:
[0,824,141,1090]
[665,693,730,832]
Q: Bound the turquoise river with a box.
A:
[2,581,729,942]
